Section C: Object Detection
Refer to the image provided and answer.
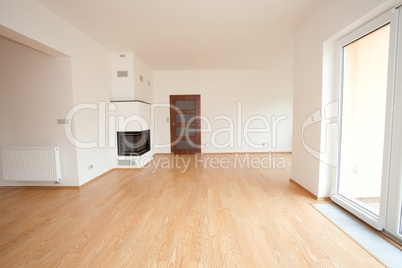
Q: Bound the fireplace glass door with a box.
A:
[117,130,150,156]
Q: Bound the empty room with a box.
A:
[1,0,402,267]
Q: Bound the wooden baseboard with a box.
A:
[202,152,292,155]
[78,169,117,189]
[317,197,331,201]
[289,178,330,201]
[0,169,117,190]
[111,168,141,171]
[0,186,80,189]
[154,152,292,156]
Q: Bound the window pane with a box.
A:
[338,24,390,216]
[176,139,196,150]
[176,113,195,123]
[175,100,195,110]
[176,127,196,137]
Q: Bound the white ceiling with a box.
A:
[36,0,321,70]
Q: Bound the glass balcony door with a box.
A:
[332,9,400,232]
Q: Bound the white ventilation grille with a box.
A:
[117,71,128,77]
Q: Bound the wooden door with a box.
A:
[170,95,201,154]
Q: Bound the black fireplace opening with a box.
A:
[117,130,150,156]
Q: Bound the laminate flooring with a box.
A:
[0,154,383,267]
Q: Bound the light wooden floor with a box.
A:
[0,153,383,267]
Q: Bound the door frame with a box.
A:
[169,95,201,154]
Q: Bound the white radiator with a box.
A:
[1,147,62,182]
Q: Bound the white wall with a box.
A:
[292,0,393,197]
[153,69,293,153]
[133,54,153,104]
[0,36,79,186]
[111,52,153,103]
[111,52,135,101]
[0,0,113,186]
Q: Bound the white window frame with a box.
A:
[331,9,399,231]
[385,7,402,243]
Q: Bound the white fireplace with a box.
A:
[109,101,153,168]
